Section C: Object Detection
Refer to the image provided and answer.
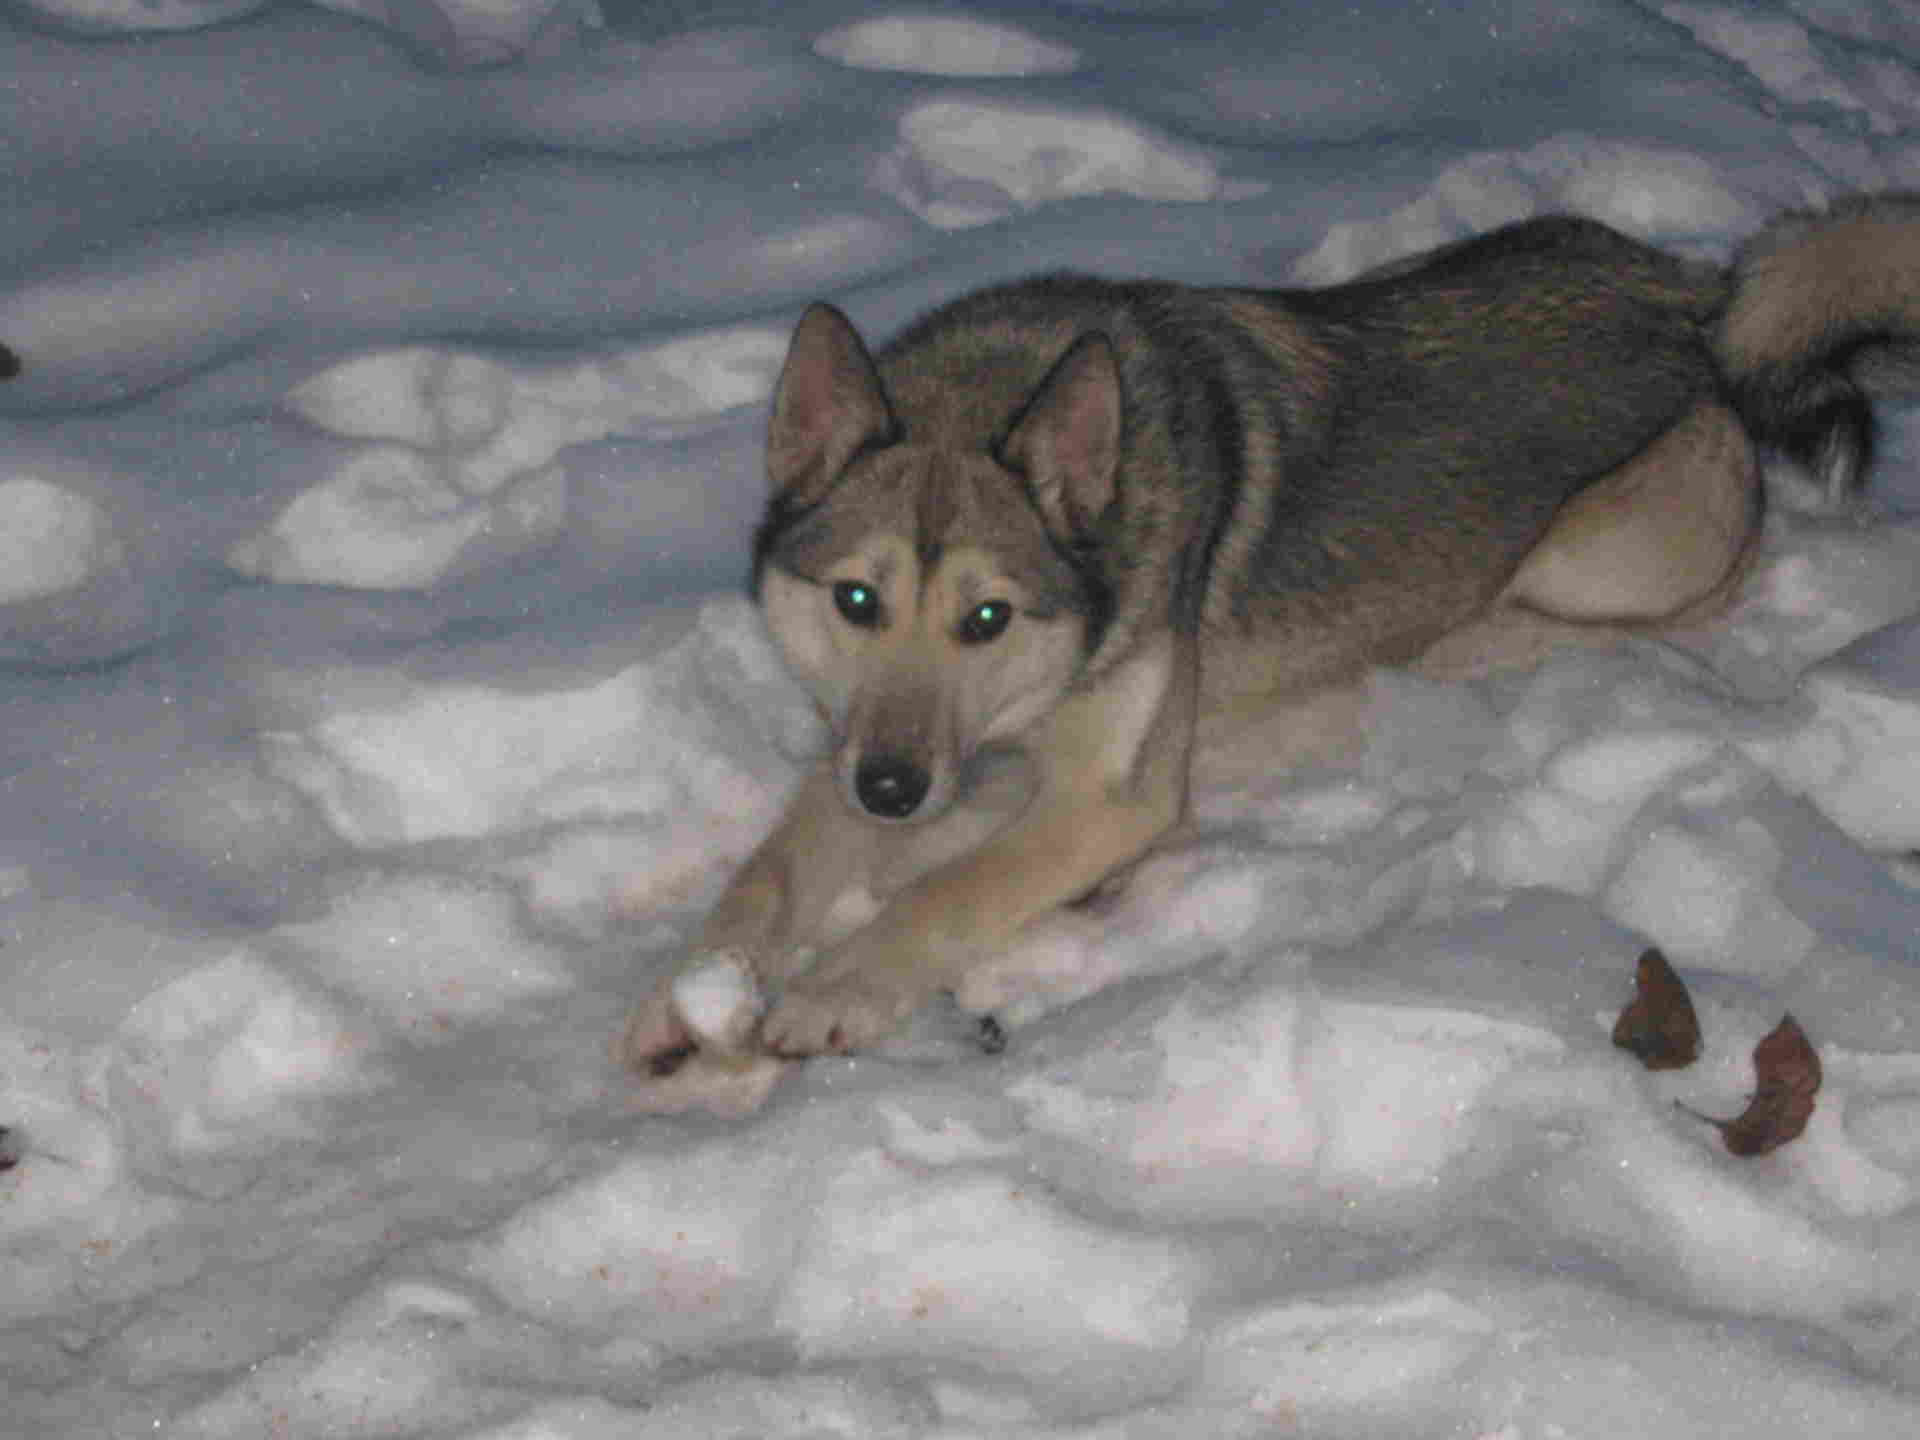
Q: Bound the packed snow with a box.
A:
[4,2,1920,1436]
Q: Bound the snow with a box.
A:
[4,2,1920,1436]
[816,14,1081,77]
[0,474,116,603]
[876,98,1235,229]
[673,951,763,1055]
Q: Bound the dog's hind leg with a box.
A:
[1502,400,1763,627]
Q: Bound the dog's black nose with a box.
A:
[855,756,930,819]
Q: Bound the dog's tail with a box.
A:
[1717,193,1920,501]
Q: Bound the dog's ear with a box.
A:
[767,303,896,504]
[1000,331,1121,539]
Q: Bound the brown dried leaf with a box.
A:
[1711,1014,1822,1157]
[1612,947,1701,1070]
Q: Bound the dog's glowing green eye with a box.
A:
[959,599,1013,644]
[833,580,881,627]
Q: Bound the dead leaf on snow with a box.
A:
[1698,1014,1822,1158]
[1612,947,1701,1070]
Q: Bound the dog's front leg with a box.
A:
[616,760,876,1077]
[760,638,1194,1057]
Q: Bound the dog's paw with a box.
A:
[759,962,928,1057]
[615,977,700,1078]
[622,1046,789,1117]
[617,951,769,1073]
[615,963,789,1117]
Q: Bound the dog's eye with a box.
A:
[832,580,882,627]
[959,599,1013,644]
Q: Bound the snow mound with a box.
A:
[259,599,803,849]
[234,329,784,589]
[876,98,1230,229]
[1204,1285,1497,1432]
[467,1132,806,1343]
[12,0,265,34]
[1750,617,1920,850]
[1293,135,1754,284]
[0,474,117,603]
[1009,963,1566,1224]
[168,1279,508,1437]
[111,953,376,1160]
[227,445,567,591]
[775,1144,1195,1406]
[816,14,1080,77]
[276,875,575,1033]
[20,0,604,64]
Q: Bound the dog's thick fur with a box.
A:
[621,196,1920,1081]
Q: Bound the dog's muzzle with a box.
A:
[854,754,931,820]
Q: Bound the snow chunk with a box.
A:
[286,330,784,459]
[1011,972,1564,1223]
[1543,1101,1894,1329]
[167,1278,505,1438]
[246,330,785,589]
[1294,135,1751,285]
[774,1146,1193,1403]
[468,1137,804,1343]
[1748,635,1920,850]
[816,15,1080,77]
[11,0,264,34]
[1471,730,1720,895]
[1312,1000,1566,1198]
[1605,822,1816,977]
[1739,523,1920,679]
[287,347,504,450]
[228,446,566,591]
[877,98,1225,229]
[276,876,573,1035]
[260,601,794,849]
[1847,1092,1920,1176]
[1206,1286,1496,1429]
[263,665,652,844]
[0,476,117,603]
[110,954,375,1160]
[673,950,764,1055]
[0,1021,169,1317]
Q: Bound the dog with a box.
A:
[619,195,1920,1088]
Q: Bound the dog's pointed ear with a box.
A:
[1000,331,1121,538]
[767,303,895,504]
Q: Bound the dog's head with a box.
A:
[752,302,1119,823]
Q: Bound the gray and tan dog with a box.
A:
[621,196,1920,1085]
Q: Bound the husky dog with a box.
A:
[621,196,1920,1085]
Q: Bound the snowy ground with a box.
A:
[4,1,1920,1435]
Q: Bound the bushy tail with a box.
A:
[1717,192,1920,501]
